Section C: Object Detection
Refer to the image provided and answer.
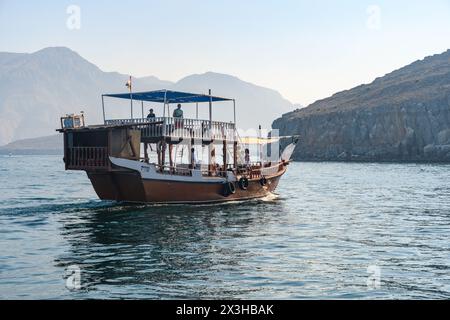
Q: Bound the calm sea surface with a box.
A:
[0,155,449,299]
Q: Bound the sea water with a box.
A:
[0,155,449,299]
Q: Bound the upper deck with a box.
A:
[105,116,237,143]
[59,89,238,142]
[59,116,237,143]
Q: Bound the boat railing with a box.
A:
[154,163,192,176]
[139,159,230,178]
[67,146,109,170]
[105,117,236,141]
[237,161,284,179]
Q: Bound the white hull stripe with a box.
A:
[109,157,227,183]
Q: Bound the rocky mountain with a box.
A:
[273,49,450,162]
[172,72,293,130]
[0,47,293,146]
[0,47,172,146]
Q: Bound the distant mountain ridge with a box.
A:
[0,134,62,155]
[0,47,293,145]
[273,49,450,162]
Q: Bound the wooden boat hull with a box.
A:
[87,168,285,204]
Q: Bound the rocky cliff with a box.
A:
[273,50,450,162]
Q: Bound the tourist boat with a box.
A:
[57,89,297,204]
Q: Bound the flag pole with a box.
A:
[127,76,133,119]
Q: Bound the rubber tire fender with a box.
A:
[260,177,267,186]
[238,177,249,190]
[224,181,236,196]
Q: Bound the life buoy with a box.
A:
[238,177,249,190]
[260,177,267,186]
[223,182,236,196]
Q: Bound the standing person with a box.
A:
[173,104,183,118]
[190,147,197,169]
[244,148,251,167]
[147,108,156,119]
[173,104,184,129]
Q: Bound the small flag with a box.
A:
[126,76,132,90]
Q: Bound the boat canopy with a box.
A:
[103,89,232,104]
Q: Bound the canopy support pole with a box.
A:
[223,139,227,173]
[233,99,236,126]
[101,95,106,124]
[259,124,263,165]
[163,90,167,117]
[196,103,199,119]
[233,141,238,170]
[141,101,144,119]
[129,76,133,119]
[144,142,149,163]
[208,89,212,127]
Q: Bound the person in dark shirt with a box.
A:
[147,108,156,119]
[245,148,250,167]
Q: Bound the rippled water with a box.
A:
[0,155,449,299]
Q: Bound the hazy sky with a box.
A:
[1,0,450,105]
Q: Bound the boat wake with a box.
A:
[260,192,279,202]
[108,192,282,210]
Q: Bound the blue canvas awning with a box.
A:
[103,89,232,104]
